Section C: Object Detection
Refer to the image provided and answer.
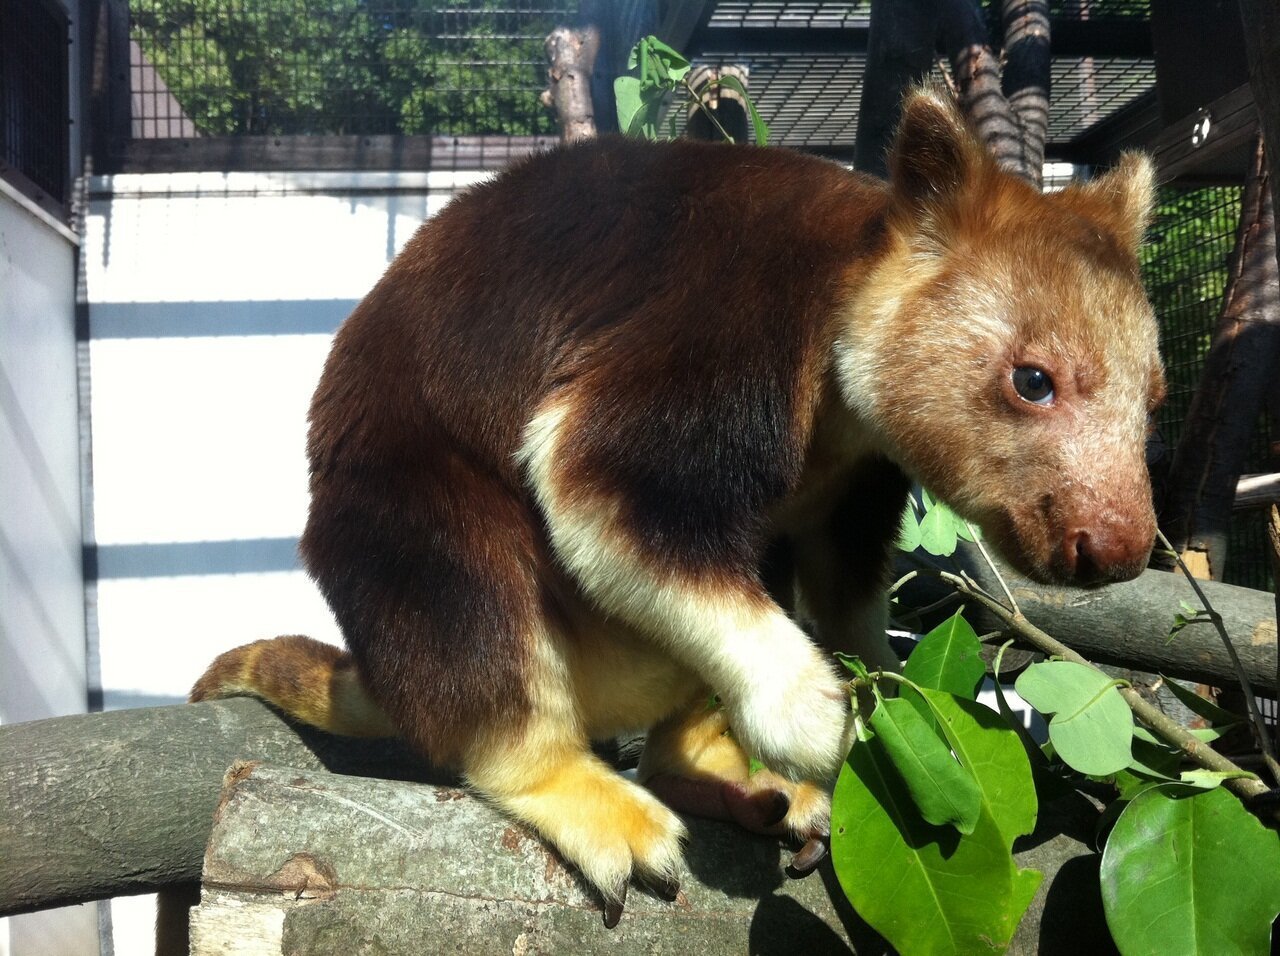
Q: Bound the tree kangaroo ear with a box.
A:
[887,87,989,219]
[1071,151,1157,251]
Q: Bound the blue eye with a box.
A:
[1012,367,1054,405]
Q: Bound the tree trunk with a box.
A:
[853,0,942,177]
[1000,0,1051,182]
[938,0,1049,188]
[1239,0,1280,283]
[542,25,600,142]
[1159,134,1280,579]
[0,697,446,917]
[685,65,751,143]
[4,563,1277,919]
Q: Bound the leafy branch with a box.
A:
[936,566,1270,802]
[614,36,770,145]
[834,490,1280,953]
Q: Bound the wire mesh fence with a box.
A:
[1142,184,1276,592]
[0,0,70,205]
[128,0,576,138]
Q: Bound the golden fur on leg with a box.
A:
[638,694,832,842]
[463,625,688,911]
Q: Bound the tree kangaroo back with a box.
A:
[192,89,1164,924]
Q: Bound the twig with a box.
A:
[1155,530,1280,785]
[890,589,962,630]
[887,569,920,598]
[936,569,1271,802]
[967,522,1021,616]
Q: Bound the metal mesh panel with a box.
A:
[707,0,1147,29]
[708,1,872,28]
[678,54,1153,149]
[128,1,575,138]
[0,0,70,204]
[1049,56,1154,140]
[1142,185,1275,591]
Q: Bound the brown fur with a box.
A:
[191,90,1164,914]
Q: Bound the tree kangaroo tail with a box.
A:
[189,634,397,738]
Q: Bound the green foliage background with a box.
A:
[130,0,572,136]
[1142,185,1243,448]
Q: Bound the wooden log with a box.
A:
[0,698,446,917]
[894,544,1279,693]
[189,763,1110,956]
[542,25,600,143]
[5,553,1276,922]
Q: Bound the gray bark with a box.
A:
[894,545,1278,693]
[3,552,1276,925]
[542,25,600,142]
[0,697,447,917]
[186,764,1107,955]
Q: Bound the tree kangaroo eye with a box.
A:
[1012,367,1055,405]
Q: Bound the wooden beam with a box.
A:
[687,19,1149,57]
[1150,84,1259,182]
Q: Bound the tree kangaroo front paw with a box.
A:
[724,653,853,784]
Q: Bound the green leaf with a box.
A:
[613,76,647,137]
[706,73,770,145]
[1101,786,1280,956]
[1112,768,1169,802]
[1126,730,1182,780]
[1188,725,1235,743]
[903,609,986,701]
[869,695,982,835]
[832,720,1040,955]
[919,504,960,556]
[835,652,869,681]
[1015,661,1134,776]
[638,36,690,81]
[1162,677,1242,727]
[921,689,1038,848]
[896,502,922,552]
